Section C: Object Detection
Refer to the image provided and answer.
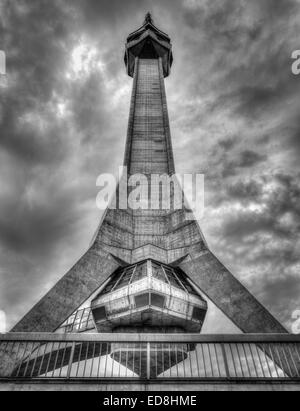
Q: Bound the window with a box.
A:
[152,262,167,283]
[163,267,181,288]
[131,262,147,282]
[192,306,205,322]
[115,268,133,290]
[101,269,123,294]
[150,293,165,308]
[93,306,107,322]
[135,293,150,308]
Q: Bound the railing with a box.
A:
[0,334,300,382]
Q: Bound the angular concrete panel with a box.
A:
[179,250,287,334]
[12,248,120,333]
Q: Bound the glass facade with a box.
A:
[57,307,95,334]
[100,260,199,296]
[100,262,148,295]
[57,260,205,334]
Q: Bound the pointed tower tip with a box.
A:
[125,11,173,78]
[144,12,153,24]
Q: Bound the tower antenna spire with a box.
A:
[144,11,153,24]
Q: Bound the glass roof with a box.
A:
[100,260,199,296]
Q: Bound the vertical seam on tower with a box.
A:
[124,57,139,173]
[158,57,175,175]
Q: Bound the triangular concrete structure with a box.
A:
[12,14,287,337]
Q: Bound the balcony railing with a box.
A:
[0,333,300,382]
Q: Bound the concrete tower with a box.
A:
[2,14,300,391]
[12,13,287,344]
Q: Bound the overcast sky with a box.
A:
[0,0,300,332]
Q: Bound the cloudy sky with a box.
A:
[0,0,300,332]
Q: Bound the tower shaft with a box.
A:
[124,58,174,176]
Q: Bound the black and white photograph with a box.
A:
[0,0,300,395]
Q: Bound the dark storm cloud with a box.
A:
[218,138,237,152]
[216,173,300,241]
[204,171,300,325]
[179,0,300,126]
[0,1,70,163]
[0,0,129,327]
[207,142,267,179]
[0,0,300,332]
[282,112,300,158]
[221,150,267,177]
[226,180,263,202]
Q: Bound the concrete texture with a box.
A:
[11,14,289,351]
[12,248,120,332]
